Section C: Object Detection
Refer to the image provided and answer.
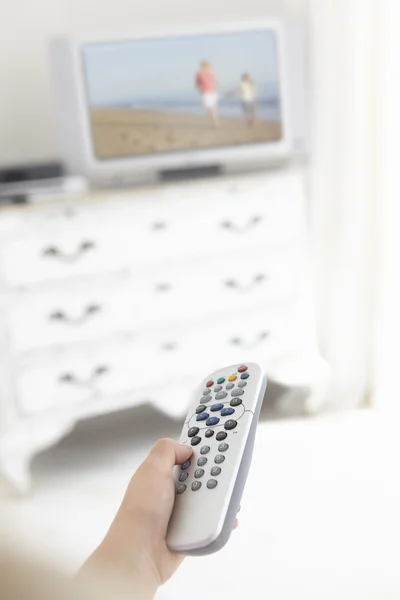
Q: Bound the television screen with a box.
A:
[82,30,283,160]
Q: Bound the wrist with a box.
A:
[78,539,159,600]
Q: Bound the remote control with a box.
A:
[167,362,267,555]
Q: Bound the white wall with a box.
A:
[0,0,308,166]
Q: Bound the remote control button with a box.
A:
[191,481,202,491]
[179,472,189,482]
[231,389,244,397]
[197,457,208,466]
[181,460,191,470]
[177,484,187,494]
[238,365,248,373]
[221,407,235,417]
[228,374,237,382]
[210,403,224,412]
[206,416,220,426]
[191,436,201,446]
[200,445,210,455]
[238,381,247,388]
[194,468,205,479]
[188,426,200,437]
[217,377,225,384]
[196,405,207,414]
[205,429,214,438]
[230,398,243,407]
[213,385,222,393]
[203,388,212,396]
[196,412,209,422]
[224,419,237,431]
[226,382,235,390]
[240,373,250,380]
[206,380,214,388]
[214,454,225,464]
[218,443,229,452]
[207,479,218,489]
[216,431,228,441]
[211,466,221,476]
[215,391,228,400]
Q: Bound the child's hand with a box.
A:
[79,439,240,597]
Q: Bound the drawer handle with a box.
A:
[49,304,102,326]
[42,240,96,263]
[162,342,178,352]
[225,274,267,291]
[59,365,109,387]
[220,215,263,233]
[155,282,173,293]
[230,331,270,348]
[150,221,168,231]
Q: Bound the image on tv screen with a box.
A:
[82,30,283,159]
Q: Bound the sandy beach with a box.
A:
[90,108,283,159]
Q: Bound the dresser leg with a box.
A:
[0,416,76,494]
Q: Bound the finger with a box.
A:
[233,519,239,530]
[149,438,192,469]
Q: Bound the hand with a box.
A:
[79,439,239,598]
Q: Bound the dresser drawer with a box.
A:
[0,174,306,286]
[7,252,298,353]
[15,309,302,416]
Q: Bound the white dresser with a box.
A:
[0,170,330,492]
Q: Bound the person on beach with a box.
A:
[195,60,219,128]
[229,73,258,127]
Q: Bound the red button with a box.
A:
[238,365,248,373]
[206,380,214,388]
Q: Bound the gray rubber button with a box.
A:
[214,454,225,464]
[238,381,247,388]
[215,391,228,400]
[179,472,189,482]
[181,460,191,470]
[226,382,235,390]
[203,388,212,396]
[216,431,228,441]
[200,445,210,455]
[213,385,222,393]
[194,468,205,479]
[197,457,208,466]
[191,481,202,491]
[211,466,221,476]
[230,398,243,407]
[207,479,218,489]
[188,426,199,437]
[218,443,229,452]
[205,429,214,438]
[231,389,244,397]
[177,484,187,494]
[196,405,207,414]
[224,419,237,430]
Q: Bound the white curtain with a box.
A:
[308,0,379,409]
[372,0,400,410]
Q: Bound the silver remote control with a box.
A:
[167,362,267,555]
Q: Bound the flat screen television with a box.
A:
[49,19,308,186]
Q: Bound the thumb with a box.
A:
[149,438,192,472]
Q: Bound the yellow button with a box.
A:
[228,374,237,382]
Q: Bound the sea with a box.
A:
[93,86,281,122]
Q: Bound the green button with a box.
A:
[217,377,225,384]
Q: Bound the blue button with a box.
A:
[210,403,224,412]
[221,407,235,417]
[206,416,220,426]
[196,412,209,421]
[240,373,250,380]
